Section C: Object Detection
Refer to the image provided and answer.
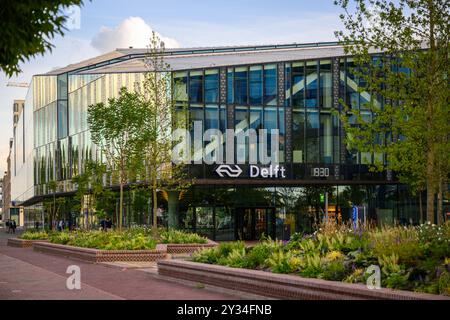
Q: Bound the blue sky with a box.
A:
[0,0,343,173]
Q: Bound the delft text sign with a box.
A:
[216,164,286,179]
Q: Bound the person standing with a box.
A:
[11,220,16,234]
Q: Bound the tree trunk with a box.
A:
[152,177,158,230]
[119,182,124,230]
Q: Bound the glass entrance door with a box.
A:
[237,208,275,240]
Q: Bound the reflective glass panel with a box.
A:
[234,67,248,104]
[264,64,277,105]
[205,69,219,103]
[306,61,318,108]
[292,62,305,108]
[173,71,188,102]
[189,71,203,103]
[319,60,332,109]
[249,66,262,105]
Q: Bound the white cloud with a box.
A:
[91,17,180,52]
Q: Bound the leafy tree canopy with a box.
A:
[0,0,85,76]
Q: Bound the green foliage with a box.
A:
[0,0,85,76]
[20,231,49,240]
[192,225,450,295]
[160,229,208,244]
[49,230,157,250]
[88,88,150,229]
[334,0,450,223]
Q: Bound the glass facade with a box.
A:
[14,47,422,239]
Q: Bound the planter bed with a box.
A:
[33,242,168,263]
[166,240,218,254]
[7,238,49,248]
[157,260,450,300]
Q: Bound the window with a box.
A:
[319,60,332,109]
[57,100,68,139]
[264,64,277,105]
[189,71,203,103]
[306,61,318,108]
[249,66,262,105]
[306,110,319,162]
[227,68,234,104]
[234,67,248,104]
[292,62,305,108]
[346,59,359,109]
[285,63,291,107]
[205,69,219,103]
[173,71,188,102]
[320,113,333,164]
[235,106,248,163]
[292,110,305,163]
[264,107,277,159]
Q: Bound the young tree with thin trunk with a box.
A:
[335,0,449,223]
[88,88,148,230]
[141,32,190,231]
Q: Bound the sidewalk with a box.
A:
[0,231,238,300]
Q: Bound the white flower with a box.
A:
[427,221,431,225]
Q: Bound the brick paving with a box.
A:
[0,229,238,300]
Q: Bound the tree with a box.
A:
[0,0,85,76]
[87,88,148,230]
[141,32,191,230]
[335,0,449,223]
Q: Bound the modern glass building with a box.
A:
[11,42,422,239]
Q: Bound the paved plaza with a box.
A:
[0,229,238,300]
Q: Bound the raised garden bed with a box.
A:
[157,259,450,300]
[166,240,218,254]
[33,242,168,263]
[7,238,49,248]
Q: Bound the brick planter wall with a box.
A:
[157,260,450,300]
[7,238,49,248]
[33,242,168,263]
[166,240,218,254]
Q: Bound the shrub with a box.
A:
[245,240,283,269]
[266,250,300,274]
[160,229,208,244]
[20,231,49,240]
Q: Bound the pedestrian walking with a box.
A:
[11,220,16,234]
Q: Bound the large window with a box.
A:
[306,110,319,162]
[305,61,318,108]
[57,100,68,139]
[249,66,263,105]
[189,71,203,103]
[173,71,188,102]
[319,60,332,109]
[264,107,277,159]
[292,62,305,108]
[205,69,219,103]
[227,68,234,104]
[235,106,248,163]
[285,63,292,107]
[292,110,305,163]
[264,64,277,105]
[234,67,248,104]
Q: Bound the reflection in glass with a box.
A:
[215,207,234,241]
[189,71,203,103]
[292,62,305,108]
[306,61,318,108]
[249,66,262,104]
[234,67,248,104]
[196,207,214,238]
[319,60,332,109]
[306,110,319,163]
[173,71,188,102]
[205,69,219,103]
[293,109,305,163]
[227,68,234,104]
[264,64,277,105]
